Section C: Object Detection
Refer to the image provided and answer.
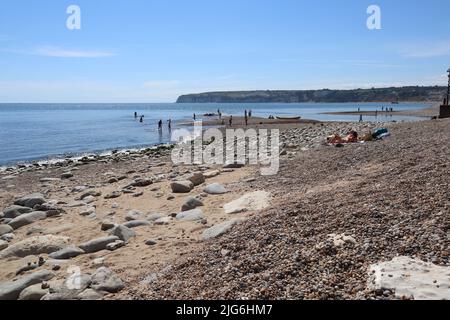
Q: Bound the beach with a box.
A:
[0,116,448,300]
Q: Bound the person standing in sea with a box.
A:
[167,119,172,131]
[158,120,163,130]
[193,113,196,121]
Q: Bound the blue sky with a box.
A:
[0,0,449,102]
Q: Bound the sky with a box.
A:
[0,0,449,103]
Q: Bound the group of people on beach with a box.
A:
[358,106,395,122]
[134,112,171,131]
[192,108,252,127]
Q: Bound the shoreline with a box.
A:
[0,115,424,172]
[321,104,439,118]
[0,118,449,300]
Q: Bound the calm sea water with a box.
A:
[0,102,430,166]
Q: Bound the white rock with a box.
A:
[176,209,205,222]
[204,183,228,195]
[328,233,357,247]
[223,191,270,214]
[368,256,450,300]
[202,219,243,240]
[203,170,220,178]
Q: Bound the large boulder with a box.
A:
[90,267,124,293]
[204,183,228,195]
[0,235,71,259]
[18,283,49,300]
[181,197,204,212]
[49,246,85,260]
[170,181,194,193]
[2,205,33,219]
[223,191,271,214]
[125,210,144,221]
[129,178,153,187]
[78,236,119,253]
[203,170,220,178]
[202,219,243,240]
[110,225,135,242]
[368,256,450,300]
[0,270,55,300]
[41,274,92,300]
[14,193,46,208]
[8,211,48,230]
[0,239,8,251]
[0,224,13,236]
[123,220,151,229]
[185,173,205,186]
[176,209,205,222]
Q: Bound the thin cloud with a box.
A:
[402,42,450,58]
[273,58,406,68]
[34,46,116,58]
[0,46,116,58]
[142,80,181,89]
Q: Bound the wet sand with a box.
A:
[321,104,439,118]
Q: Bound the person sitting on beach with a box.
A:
[327,131,358,144]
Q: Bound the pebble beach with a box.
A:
[0,113,449,300]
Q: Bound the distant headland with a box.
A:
[176,86,446,103]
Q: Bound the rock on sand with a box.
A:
[14,193,46,208]
[0,235,71,259]
[202,219,243,240]
[171,181,194,193]
[223,191,270,214]
[204,183,228,195]
[79,236,120,253]
[0,270,55,300]
[176,209,205,222]
[368,256,450,300]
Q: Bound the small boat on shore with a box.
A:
[276,116,302,120]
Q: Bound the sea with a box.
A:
[0,102,430,166]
